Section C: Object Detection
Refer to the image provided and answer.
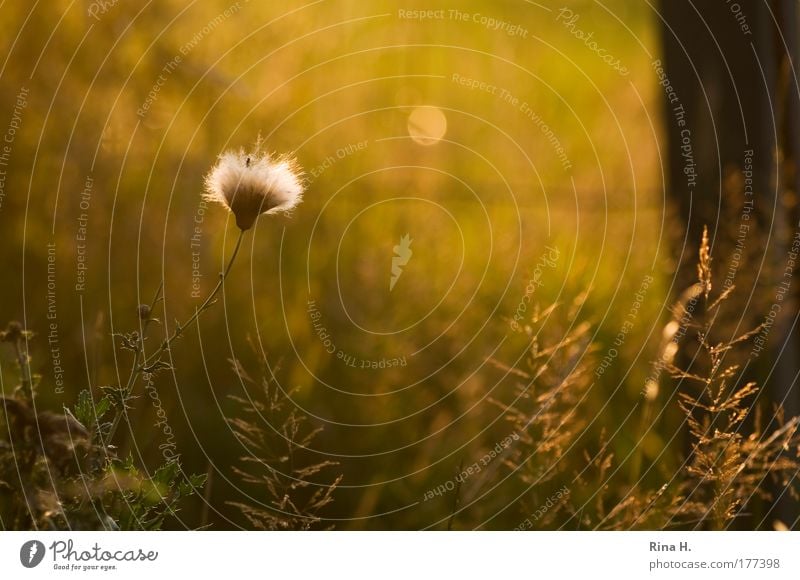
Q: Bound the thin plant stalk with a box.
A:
[13,338,32,397]
[105,230,245,446]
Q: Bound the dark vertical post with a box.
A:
[658,0,799,527]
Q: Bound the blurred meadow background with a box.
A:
[2,1,798,530]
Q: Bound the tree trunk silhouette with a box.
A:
[659,0,800,528]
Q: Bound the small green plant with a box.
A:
[0,320,204,530]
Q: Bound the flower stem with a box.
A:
[141,230,244,371]
[105,230,245,447]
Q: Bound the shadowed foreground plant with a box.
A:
[0,321,202,530]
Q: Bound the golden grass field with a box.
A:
[1,1,798,531]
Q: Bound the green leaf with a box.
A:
[153,460,180,487]
[177,473,207,496]
[73,390,93,428]
[189,473,207,488]
[94,396,111,421]
[73,390,112,429]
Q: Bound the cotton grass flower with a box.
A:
[204,142,304,231]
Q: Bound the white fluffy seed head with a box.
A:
[203,142,304,231]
